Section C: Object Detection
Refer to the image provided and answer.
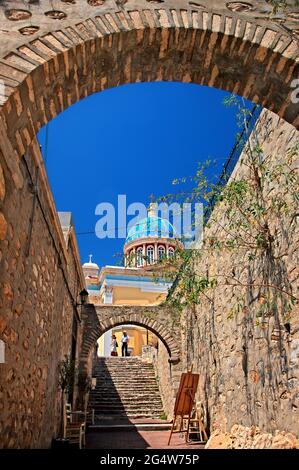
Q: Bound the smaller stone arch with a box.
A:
[98,318,178,359]
[79,304,181,377]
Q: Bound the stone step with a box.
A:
[91,388,159,392]
[90,397,162,403]
[94,365,154,370]
[93,368,155,373]
[92,405,163,410]
[90,398,161,403]
[94,370,156,374]
[92,382,159,386]
[96,364,151,367]
[95,376,156,379]
[95,365,154,369]
[95,368,155,371]
[90,405,163,411]
[91,402,163,409]
[93,389,159,392]
[89,357,164,421]
[94,383,157,386]
[91,396,161,400]
[95,374,156,377]
[94,386,158,390]
[90,395,162,400]
[94,366,155,370]
[92,386,159,390]
[91,399,162,404]
[89,423,172,432]
[97,358,147,362]
[92,406,164,412]
[95,370,152,373]
[92,384,159,388]
[90,400,163,406]
[94,373,157,377]
[94,380,157,384]
[91,396,162,402]
[94,377,157,382]
[94,410,164,417]
[94,366,154,369]
[91,390,160,395]
[94,363,155,367]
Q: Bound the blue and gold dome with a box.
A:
[126,216,176,245]
[124,205,181,268]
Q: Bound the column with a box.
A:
[103,285,113,304]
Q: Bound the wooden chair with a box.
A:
[185,401,208,443]
[85,407,95,426]
[63,403,86,448]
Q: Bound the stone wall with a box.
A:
[206,425,299,449]
[0,141,85,448]
[153,339,182,420]
[175,109,299,440]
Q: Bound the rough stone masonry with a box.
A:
[174,109,299,445]
[0,0,298,449]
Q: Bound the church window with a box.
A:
[147,246,154,265]
[168,247,175,258]
[137,247,143,267]
[158,246,165,260]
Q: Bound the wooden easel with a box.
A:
[168,370,200,446]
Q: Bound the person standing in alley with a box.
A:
[111,334,118,356]
[121,331,130,357]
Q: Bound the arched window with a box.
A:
[136,247,143,267]
[168,247,175,258]
[128,250,134,267]
[147,246,154,265]
[158,246,165,260]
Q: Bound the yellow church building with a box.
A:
[82,207,182,356]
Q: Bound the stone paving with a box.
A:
[86,430,205,450]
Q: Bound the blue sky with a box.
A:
[38,82,253,268]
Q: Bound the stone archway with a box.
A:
[0,0,298,449]
[78,303,183,420]
[0,1,298,165]
[79,304,181,375]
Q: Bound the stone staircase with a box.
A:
[89,357,164,420]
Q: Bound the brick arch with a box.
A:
[79,305,102,368]
[0,5,298,167]
[97,317,180,359]
[79,304,181,375]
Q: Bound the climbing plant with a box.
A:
[57,355,77,438]
[154,97,298,327]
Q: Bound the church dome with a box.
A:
[83,255,99,270]
[126,216,176,245]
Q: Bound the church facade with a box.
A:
[82,206,182,356]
